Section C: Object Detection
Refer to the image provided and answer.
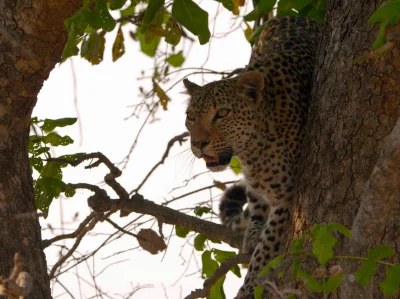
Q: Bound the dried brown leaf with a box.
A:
[137,228,167,255]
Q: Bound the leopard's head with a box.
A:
[184,71,265,172]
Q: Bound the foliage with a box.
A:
[29,117,81,216]
[53,0,400,297]
[175,213,242,299]
[252,223,400,298]
[61,0,328,72]
[368,0,400,49]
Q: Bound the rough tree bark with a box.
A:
[291,0,400,297]
[0,1,80,298]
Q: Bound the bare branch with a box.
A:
[49,216,101,279]
[43,213,96,248]
[120,102,159,170]
[184,253,251,299]
[133,132,189,194]
[87,193,243,249]
[50,152,129,201]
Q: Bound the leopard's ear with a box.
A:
[183,78,200,95]
[235,71,264,104]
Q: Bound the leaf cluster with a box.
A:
[253,223,400,298]
[29,117,81,215]
[175,206,242,299]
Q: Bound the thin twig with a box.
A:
[184,253,251,299]
[132,132,189,194]
[43,213,96,248]
[49,216,100,279]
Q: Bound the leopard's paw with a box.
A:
[243,221,263,253]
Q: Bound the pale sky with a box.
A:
[35,2,253,298]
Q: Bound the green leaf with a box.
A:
[141,0,165,33]
[172,0,210,45]
[307,8,325,24]
[194,233,207,251]
[229,156,242,174]
[81,31,106,65]
[194,206,212,217]
[112,25,125,62]
[297,3,313,16]
[356,259,377,285]
[30,157,44,172]
[41,118,77,133]
[368,245,394,261]
[212,249,241,277]
[258,255,284,277]
[325,272,344,292]
[62,7,89,61]
[175,225,191,238]
[120,5,135,17]
[379,265,400,296]
[42,133,74,147]
[327,222,351,237]
[35,177,67,214]
[292,0,312,10]
[109,0,127,10]
[165,17,182,45]
[85,0,116,31]
[372,21,389,49]
[30,117,39,125]
[286,296,296,299]
[166,51,185,67]
[368,0,400,25]
[249,22,267,46]
[277,0,292,11]
[244,8,260,21]
[201,250,219,278]
[291,236,305,254]
[255,0,276,13]
[33,147,50,157]
[276,9,298,17]
[312,225,337,266]
[208,275,226,299]
[137,29,160,57]
[306,276,324,292]
[41,162,62,179]
[153,80,171,110]
[231,264,242,278]
[209,237,221,244]
[64,185,76,197]
[292,258,302,280]
[254,286,263,299]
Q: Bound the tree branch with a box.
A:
[42,212,96,248]
[87,193,243,249]
[184,253,251,299]
[49,216,101,279]
[340,116,400,298]
[132,132,189,194]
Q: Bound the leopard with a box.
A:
[183,16,320,298]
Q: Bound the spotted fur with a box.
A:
[184,16,320,298]
[219,183,250,232]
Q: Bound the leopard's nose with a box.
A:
[191,140,210,149]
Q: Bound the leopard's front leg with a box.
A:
[237,203,291,298]
[242,191,270,254]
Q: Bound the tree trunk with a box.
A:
[0,1,80,297]
[292,0,400,297]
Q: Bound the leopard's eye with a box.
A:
[186,111,196,121]
[215,108,230,119]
